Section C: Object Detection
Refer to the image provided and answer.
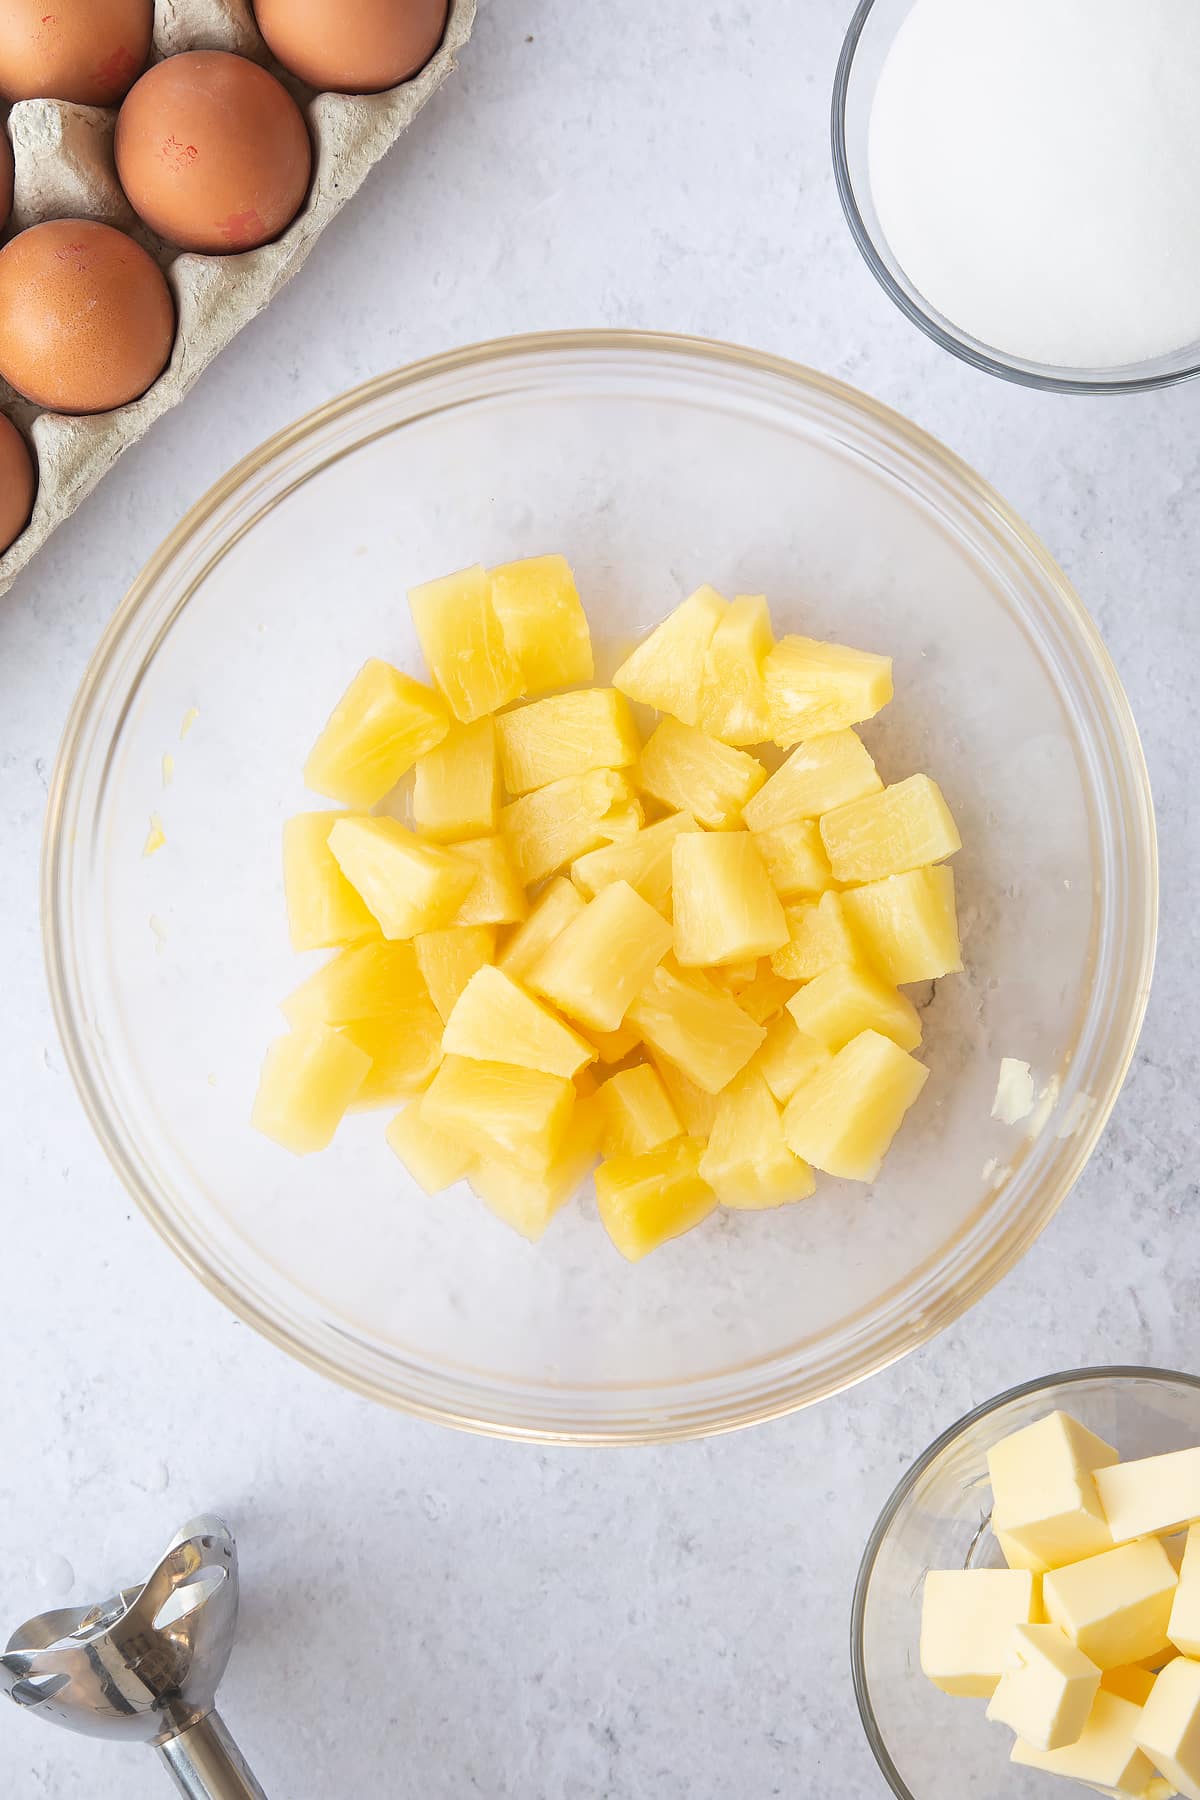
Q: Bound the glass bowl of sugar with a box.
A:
[834,0,1200,393]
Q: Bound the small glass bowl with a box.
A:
[833,0,1200,394]
[853,1367,1200,1798]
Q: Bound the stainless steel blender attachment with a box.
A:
[1,1515,267,1798]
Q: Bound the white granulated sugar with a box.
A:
[868,0,1200,369]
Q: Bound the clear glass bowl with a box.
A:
[43,331,1157,1442]
[833,0,1200,394]
[853,1367,1200,1798]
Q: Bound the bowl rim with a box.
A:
[851,1364,1200,1796]
[831,0,1200,395]
[41,328,1160,1443]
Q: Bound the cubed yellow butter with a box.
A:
[1013,1690,1158,1796]
[1097,1450,1200,1545]
[341,1010,443,1109]
[612,585,727,727]
[421,1055,574,1172]
[488,553,594,695]
[412,718,500,842]
[785,961,922,1054]
[782,1029,928,1181]
[571,811,701,914]
[598,1063,682,1158]
[408,564,524,723]
[497,877,585,981]
[763,634,894,746]
[820,773,961,884]
[282,813,379,951]
[447,835,528,928]
[988,1411,1120,1571]
[1170,1528,1200,1658]
[496,688,640,794]
[649,1051,718,1138]
[698,1067,815,1210]
[303,659,450,810]
[627,963,766,1095]
[413,924,497,1024]
[1104,1666,1159,1706]
[470,1093,604,1242]
[671,831,790,966]
[751,1011,832,1104]
[529,880,673,1033]
[1134,1655,1200,1800]
[328,817,477,940]
[637,717,766,829]
[595,1136,716,1262]
[742,729,882,832]
[501,769,634,884]
[252,1025,371,1155]
[1043,1539,1178,1670]
[919,1568,1038,1697]
[770,890,859,982]
[752,818,833,899]
[282,939,428,1027]
[696,593,772,745]
[386,1094,475,1194]
[441,965,595,1079]
[840,865,962,986]
[986,1623,1101,1752]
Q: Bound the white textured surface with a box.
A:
[0,3,1194,1794]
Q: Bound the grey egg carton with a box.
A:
[0,0,475,598]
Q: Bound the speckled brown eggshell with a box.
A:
[253,0,449,94]
[0,219,175,414]
[0,123,12,234]
[0,413,35,553]
[0,0,153,107]
[115,51,313,256]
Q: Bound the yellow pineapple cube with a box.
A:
[783,1029,929,1180]
[340,1011,444,1109]
[742,729,882,832]
[612,584,727,726]
[571,811,701,914]
[413,924,497,1023]
[447,835,528,927]
[386,1093,475,1194]
[328,817,476,939]
[751,1011,832,1104]
[627,963,766,1094]
[786,962,922,1054]
[578,1017,643,1063]
[252,1025,370,1155]
[770,890,859,981]
[489,553,594,695]
[649,1050,719,1137]
[501,768,634,884]
[595,799,645,841]
[528,879,673,1032]
[442,965,595,1079]
[752,820,832,899]
[671,831,789,965]
[496,688,640,795]
[283,939,430,1027]
[408,564,524,723]
[637,718,766,829]
[282,813,378,951]
[422,1054,575,1171]
[710,959,762,992]
[764,635,894,747]
[732,963,799,1025]
[303,659,449,810]
[699,1067,816,1209]
[840,865,962,985]
[470,1093,604,1241]
[496,877,585,981]
[697,593,773,744]
[595,1137,716,1262]
[598,1063,681,1158]
[412,718,499,842]
[820,774,961,883]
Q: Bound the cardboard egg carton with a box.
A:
[0,0,475,598]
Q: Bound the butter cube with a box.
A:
[920,1568,1037,1697]
[1043,1539,1178,1670]
[1171,1529,1200,1658]
[1135,1656,1200,1800]
[988,1410,1119,1569]
[996,1528,1050,1575]
[1097,1449,1200,1545]
[1104,1666,1159,1706]
[986,1623,1101,1750]
[1013,1690,1158,1796]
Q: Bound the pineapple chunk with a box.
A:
[649,1050,719,1137]
[820,774,961,884]
[328,817,476,939]
[598,1064,682,1157]
[579,1016,643,1063]
[489,554,594,695]
[752,820,833,899]
[783,1029,929,1180]
[770,890,859,981]
[442,965,596,1079]
[414,924,497,1023]
[386,1093,475,1193]
[496,688,640,794]
[733,963,800,1025]
[638,718,766,829]
[341,1011,443,1108]
[599,800,645,839]
[252,1025,370,1155]
[627,963,766,1094]
[699,1067,816,1209]
[697,594,773,744]
[764,635,894,747]
[409,564,524,723]
[283,939,430,1027]
[840,865,962,985]
[571,811,701,914]
[447,835,528,927]
[742,729,882,832]
[470,1092,603,1241]
[501,769,634,884]
[595,1137,716,1262]
[412,719,499,842]
[612,584,727,726]
[303,659,449,810]
[786,962,922,1054]
[422,1054,574,1171]
[282,813,378,951]
[711,959,762,992]
[751,1011,833,1104]
[528,879,673,1031]
[496,877,585,981]
[671,831,789,966]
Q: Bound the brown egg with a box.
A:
[0,0,153,107]
[253,0,449,94]
[0,220,174,414]
[0,413,35,553]
[0,125,11,234]
[115,52,312,255]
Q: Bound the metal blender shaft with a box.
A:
[158,1711,268,1800]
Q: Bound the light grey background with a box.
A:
[1,3,1195,1794]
